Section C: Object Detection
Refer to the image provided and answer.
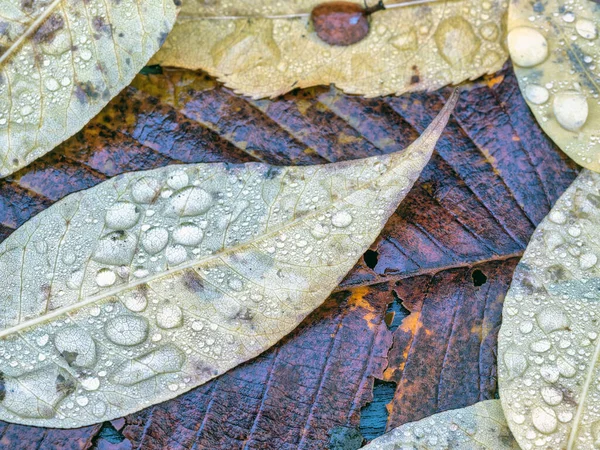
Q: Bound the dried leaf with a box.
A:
[0,91,456,428]
[0,0,179,178]
[363,400,519,449]
[151,0,508,98]
[498,170,600,448]
[507,0,600,171]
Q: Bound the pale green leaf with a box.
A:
[507,0,600,172]
[0,90,457,428]
[0,0,179,177]
[151,0,508,99]
[362,400,519,449]
[499,170,600,448]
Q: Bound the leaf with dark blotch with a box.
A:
[0,63,578,447]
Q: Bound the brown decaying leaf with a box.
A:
[0,63,577,448]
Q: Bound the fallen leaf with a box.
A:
[507,0,600,171]
[362,400,519,449]
[0,0,179,178]
[498,169,600,449]
[151,0,508,98]
[0,64,576,448]
[0,89,456,428]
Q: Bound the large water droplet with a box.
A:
[536,307,570,333]
[540,365,560,383]
[557,356,577,378]
[541,386,563,406]
[80,376,100,391]
[434,16,480,66]
[141,227,169,255]
[507,27,548,67]
[132,177,161,204]
[166,245,188,265]
[525,84,549,105]
[530,339,552,353]
[156,304,183,329]
[331,211,353,228]
[54,327,97,368]
[104,316,149,346]
[124,289,148,312]
[165,187,213,217]
[104,202,140,230]
[111,345,185,385]
[311,223,330,239]
[504,351,528,379]
[575,19,597,40]
[95,268,116,287]
[167,170,189,190]
[553,91,588,132]
[531,406,558,434]
[580,252,597,270]
[93,231,137,265]
[172,223,203,246]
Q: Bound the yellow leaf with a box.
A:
[0,90,457,428]
[0,0,179,177]
[507,0,600,172]
[152,0,508,99]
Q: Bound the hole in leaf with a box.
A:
[359,379,397,441]
[385,292,410,332]
[364,249,379,270]
[472,269,488,287]
[94,421,126,445]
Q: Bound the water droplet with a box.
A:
[156,304,183,329]
[167,170,189,190]
[580,253,597,270]
[124,290,148,312]
[93,231,137,265]
[54,327,97,368]
[166,187,213,217]
[104,316,149,346]
[166,245,188,265]
[80,377,100,391]
[576,19,597,40]
[541,386,563,406]
[480,22,499,41]
[389,29,418,51]
[331,211,353,228]
[93,401,107,417]
[132,177,161,204]
[530,339,551,353]
[434,16,481,66]
[191,321,204,331]
[172,223,203,246]
[45,78,59,92]
[37,334,49,347]
[540,365,560,383]
[105,202,140,230]
[141,227,169,254]
[504,351,528,378]
[507,27,548,67]
[227,277,243,291]
[111,345,185,385]
[519,321,534,334]
[531,406,558,434]
[536,307,570,333]
[525,84,549,105]
[311,223,330,239]
[553,91,588,132]
[544,231,564,251]
[76,395,89,407]
[557,356,577,378]
[95,268,116,287]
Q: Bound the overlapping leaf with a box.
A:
[363,400,518,449]
[498,170,600,449]
[507,0,600,171]
[0,89,456,428]
[0,0,179,178]
[152,0,508,98]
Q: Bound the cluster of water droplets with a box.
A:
[508,0,599,166]
[0,151,413,426]
[499,170,600,448]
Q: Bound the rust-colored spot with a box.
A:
[33,13,64,44]
[311,1,384,46]
[485,73,505,88]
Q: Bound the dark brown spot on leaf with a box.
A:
[33,14,64,44]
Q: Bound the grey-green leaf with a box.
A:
[499,170,600,448]
[0,0,179,177]
[0,91,457,428]
[362,400,519,450]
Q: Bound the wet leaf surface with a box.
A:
[0,63,578,448]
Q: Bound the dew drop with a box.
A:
[531,406,558,434]
[141,227,169,254]
[80,376,100,391]
[530,339,551,353]
[37,334,49,347]
[504,351,528,379]
[541,386,563,406]
[54,327,97,368]
[104,316,149,346]
[434,16,480,66]
[93,401,107,417]
[557,356,577,378]
[111,345,185,385]
[167,170,189,190]
[553,91,588,132]
[311,223,330,239]
[540,365,560,383]
[166,245,188,265]
[507,27,548,67]
[576,19,597,40]
[191,321,204,331]
[172,223,203,246]
[124,290,148,312]
[227,277,243,291]
[580,252,597,270]
[76,395,89,407]
[331,211,353,228]
[156,304,183,329]
[95,268,116,287]
[132,177,161,204]
[104,202,140,230]
[525,84,549,105]
[536,307,570,333]
[93,231,138,266]
[166,187,213,217]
